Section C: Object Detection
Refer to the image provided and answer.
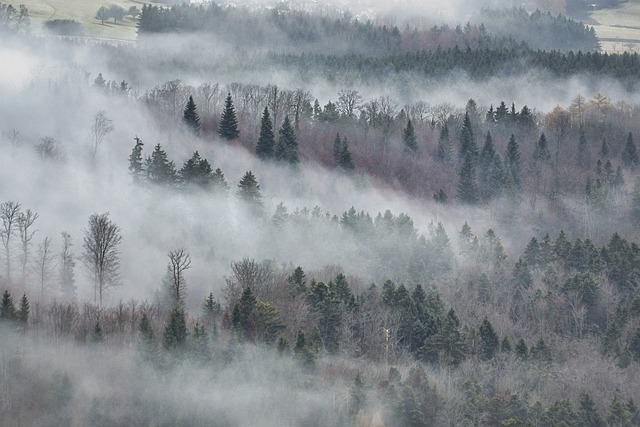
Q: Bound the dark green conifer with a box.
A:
[236,171,264,216]
[182,95,200,136]
[622,132,639,170]
[218,93,239,140]
[402,119,418,155]
[163,307,187,350]
[275,115,298,164]
[0,290,16,320]
[145,144,176,186]
[478,318,499,360]
[90,316,105,344]
[17,293,29,324]
[457,153,479,204]
[256,107,275,160]
[128,136,144,183]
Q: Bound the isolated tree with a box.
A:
[82,213,122,306]
[622,132,639,170]
[108,5,125,23]
[35,236,54,299]
[433,189,447,204]
[59,231,76,300]
[182,95,200,136]
[145,144,176,186]
[1,201,21,284]
[17,208,37,286]
[275,115,298,164]
[95,6,108,24]
[166,248,191,307]
[128,136,144,183]
[256,107,275,160]
[90,110,114,160]
[402,119,418,155]
[237,171,264,216]
[218,93,239,140]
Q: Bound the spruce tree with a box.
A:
[577,128,590,169]
[164,307,187,350]
[631,177,640,225]
[256,107,275,160]
[457,153,479,204]
[179,151,213,189]
[0,290,16,320]
[237,171,264,216]
[275,115,298,164]
[145,144,176,186]
[505,134,522,194]
[622,132,639,170]
[478,317,499,360]
[459,112,477,161]
[90,316,105,344]
[402,119,418,155]
[433,189,447,204]
[579,393,605,427]
[218,93,239,140]
[435,123,451,162]
[128,136,144,183]
[17,293,29,324]
[478,131,496,200]
[339,136,355,173]
[212,167,230,195]
[533,133,551,163]
[332,133,342,166]
[182,95,200,136]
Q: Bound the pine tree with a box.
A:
[433,189,448,204]
[212,168,230,195]
[182,95,200,136]
[275,115,298,164]
[218,93,239,140]
[145,144,176,186]
[435,123,451,162]
[579,393,605,427]
[512,258,533,288]
[138,312,157,363]
[608,394,632,427]
[402,119,418,155]
[332,133,342,166]
[501,336,512,352]
[179,151,213,189]
[577,128,590,168]
[478,131,496,200]
[237,171,264,216]
[459,112,477,161]
[128,136,144,183]
[256,107,275,160]
[515,338,528,360]
[457,153,479,204]
[533,133,551,163]
[622,132,639,170]
[600,139,610,158]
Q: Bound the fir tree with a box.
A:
[505,134,522,195]
[402,119,418,155]
[435,123,451,162]
[457,153,479,204]
[237,171,264,216]
[577,128,590,169]
[478,131,496,200]
[179,151,213,189]
[212,168,230,195]
[164,307,187,350]
[501,336,512,352]
[145,144,176,186]
[128,136,144,183]
[632,177,640,225]
[332,133,342,166]
[275,115,298,164]
[622,132,639,170]
[433,189,448,204]
[0,290,16,320]
[579,393,605,427]
[90,316,105,344]
[600,139,610,158]
[459,112,477,161]
[478,317,499,360]
[533,133,551,163]
[17,293,29,324]
[218,93,239,140]
[338,136,355,172]
[182,95,200,136]
[515,338,528,360]
[256,107,275,160]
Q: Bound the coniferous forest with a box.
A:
[2,0,640,426]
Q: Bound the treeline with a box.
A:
[137,3,596,53]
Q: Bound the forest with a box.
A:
[2,0,640,426]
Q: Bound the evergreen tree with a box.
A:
[579,393,605,427]
[182,95,200,136]
[515,338,528,360]
[533,133,551,163]
[332,133,342,166]
[457,153,479,204]
[179,151,213,189]
[459,112,477,161]
[608,394,632,427]
[212,168,230,194]
[128,136,144,183]
[577,128,590,168]
[145,144,177,186]
[622,132,639,170]
[505,134,522,195]
[512,258,533,288]
[338,136,355,172]
[256,107,275,160]
[17,293,29,324]
[631,177,640,225]
[293,330,316,370]
[501,336,512,352]
[0,290,16,320]
[433,189,447,204]
[275,115,298,164]
[435,123,451,162]
[90,316,105,344]
[164,307,187,350]
[479,131,497,200]
[218,93,239,140]
[236,171,264,216]
[402,119,418,155]
[600,139,610,158]
[478,317,499,360]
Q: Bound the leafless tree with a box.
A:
[91,111,114,160]
[34,236,54,299]
[36,136,66,162]
[224,258,274,304]
[167,248,191,306]
[1,201,21,284]
[18,208,38,286]
[291,88,313,129]
[82,213,122,306]
[337,89,362,120]
[59,231,76,300]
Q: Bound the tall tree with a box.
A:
[218,93,239,140]
[435,123,451,163]
[505,134,523,195]
[256,107,275,160]
[275,115,298,164]
[338,136,355,173]
[457,153,479,204]
[35,236,54,299]
[459,112,477,161]
[166,248,191,307]
[164,307,188,350]
[181,95,200,136]
[0,290,16,320]
[402,119,418,155]
[1,201,21,285]
[17,208,37,286]
[622,132,639,170]
[478,318,499,360]
[128,136,144,183]
[82,213,122,306]
[179,151,213,189]
[90,111,114,160]
[59,231,76,300]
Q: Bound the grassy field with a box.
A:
[588,0,640,52]
[11,0,149,40]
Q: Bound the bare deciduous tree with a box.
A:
[337,89,362,120]
[91,111,114,160]
[18,208,38,286]
[82,213,122,306]
[167,248,191,306]
[1,201,21,284]
[34,236,54,299]
[59,231,76,300]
